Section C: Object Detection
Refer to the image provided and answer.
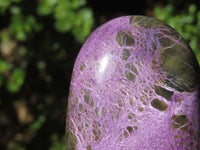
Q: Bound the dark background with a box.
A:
[0,0,200,149]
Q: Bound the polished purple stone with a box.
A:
[66,16,200,150]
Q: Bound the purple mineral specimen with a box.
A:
[66,16,200,150]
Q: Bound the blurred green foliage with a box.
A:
[37,0,93,42]
[0,59,25,92]
[0,0,21,13]
[154,4,200,63]
[49,134,65,150]
[8,142,25,150]
[0,0,93,93]
[29,115,46,132]
[6,68,25,92]
[0,59,12,73]
[0,0,93,149]
[9,13,41,41]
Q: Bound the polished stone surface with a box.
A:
[66,16,200,150]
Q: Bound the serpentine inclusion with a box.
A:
[66,16,200,150]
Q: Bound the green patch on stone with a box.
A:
[84,94,90,104]
[78,126,82,132]
[128,112,135,119]
[80,63,86,71]
[79,103,83,111]
[129,98,133,106]
[165,79,184,92]
[101,107,106,116]
[124,130,129,138]
[133,126,138,130]
[171,114,188,131]
[86,145,92,150]
[157,35,175,48]
[160,44,199,93]
[154,85,174,101]
[122,49,131,60]
[93,129,101,141]
[125,63,138,74]
[151,42,157,50]
[116,29,135,47]
[138,107,144,112]
[90,98,94,107]
[126,126,133,133]
[161,29,180,41]
[125,70,136,82]
[151,98,168,111]
[171,123,180,129]
[180,125,189,131]
[173,114,188,125]
[66,129,77,150]
[129,16,166,29]
[179,141,187,146]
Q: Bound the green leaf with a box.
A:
[0,0,21,14]
[189,4,196,15]
[37,61,46,70]
[72,8,94,42]
[6,68,25,92]
[0,59,12,73]
[10,6,21,15]
[29,115,46,131]
[8,142,26,150]
[9,14,42,41]
[0,0,12,14]
[37,0,57,16]
[0,31,10,42]
[71,0,86,9]
[50,134,65,150]
[16,31,26,41]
